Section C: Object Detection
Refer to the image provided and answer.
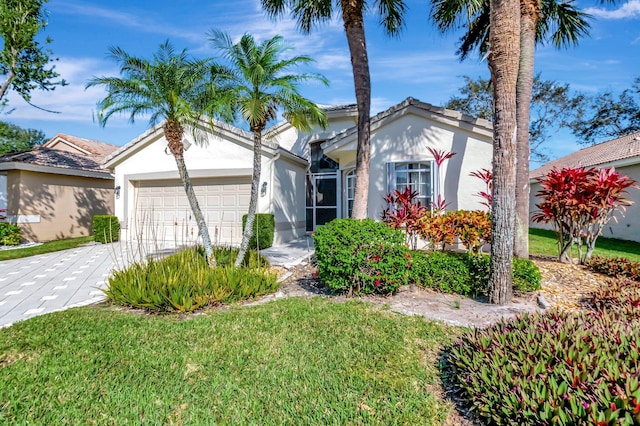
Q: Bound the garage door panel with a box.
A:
[134,177,251,245]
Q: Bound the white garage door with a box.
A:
[133,177,251,245]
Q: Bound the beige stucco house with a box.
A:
[530,131,640,242]
[0,134,118,242]
[105,97,493,247]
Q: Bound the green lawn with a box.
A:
[0,236,94,261]
[529,227,640,261]
[0,298,460,425]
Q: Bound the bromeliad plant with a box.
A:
[382,187,427,250]
[532,166,636,264]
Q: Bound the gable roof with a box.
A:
[321,97,493,153]
[530,131,640,179]
[0,146,113,178]
[44,133,119,159]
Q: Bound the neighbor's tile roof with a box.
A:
[46,133,119,158]
[0,147,111,175]
[530,131,640,179]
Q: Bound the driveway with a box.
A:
[0,242,128,329]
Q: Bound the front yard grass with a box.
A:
[0,298,461,425]
[0,236,94,261]
[529,227,640,261]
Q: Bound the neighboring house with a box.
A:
[529,131,640,243]
[0,134,118,242]
[105,97,493,246]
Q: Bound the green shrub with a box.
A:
[242,213,275,249]
[586,256,640,281]
[448,310,640,425]
[0,223,21,245]
[197,245,269,269]
[410,251,482,296]
[313,218,409,295]
[93,215,120,243]
[409,252,541,296]
[105,248,278,312]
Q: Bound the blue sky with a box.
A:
[3,0,640,165]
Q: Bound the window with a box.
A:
[387,162,433,207]
[310,142,338,173]
[345,169,356,217]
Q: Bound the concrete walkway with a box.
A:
[0,238,313,329]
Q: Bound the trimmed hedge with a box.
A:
[242,213,275,250]
[314,218,410,295]
[0,222,21,246]
[409,251,542,297]
[92,215,120,243]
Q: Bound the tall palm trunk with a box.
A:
[342,0,371,219]
[164,121,216,268]
[235,127,263,268]
[487,0,520,304]
[514,2,538,259]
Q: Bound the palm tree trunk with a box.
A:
[164,121,216,268]
[235,128,262,268]
[514,2,538,260]
[487,0,520,304]
[342,0,371,219]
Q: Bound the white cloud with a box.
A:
[585,0,640,19]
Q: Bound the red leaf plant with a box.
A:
[469,168,493,211]
[382,187,427,250]
[531,166,636,264]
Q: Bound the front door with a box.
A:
[306,173,338,231]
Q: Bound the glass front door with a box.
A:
[306,173,338,231]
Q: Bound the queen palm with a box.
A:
[260,0,406,219]
[208,30,328,268]
[432,0,591,260]
[86,42,220,267]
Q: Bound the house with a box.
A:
[0,134,118,242]
[529,131,640,242]
[104,97,493,246]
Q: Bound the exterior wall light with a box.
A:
[260,182,267,197]
[115,185,121,199]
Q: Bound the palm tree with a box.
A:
[486,0,520,304]
[208,30,328,268]
[260,0,406,219]
[431,0,590,260]
[86,41,220,267]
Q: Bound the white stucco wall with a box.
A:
[329,112,493,220]
[530,163,640,243]
[272,116,358,158]
[109,127,304,245]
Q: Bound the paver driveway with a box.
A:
[0,242,128,328]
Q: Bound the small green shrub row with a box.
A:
[93,215,120,243]
[0,222,20,246]
[313,218,541,297]
[586,256,640,281]
[410,251,542,297]
[242,213,275,249]
[105,247,277,312]
[449,308,640,425]
[313,218,409,295]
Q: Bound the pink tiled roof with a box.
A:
[530,131,640,179]
[45,133,119,159]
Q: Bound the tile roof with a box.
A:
[322,97,493,151]
[45,133,119,158]
[530,131,640,179]
[0,147,112,175]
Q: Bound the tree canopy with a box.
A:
[0,0,65,107]
[0,120,46,155]
[446,75,580,162]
